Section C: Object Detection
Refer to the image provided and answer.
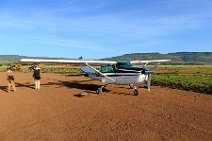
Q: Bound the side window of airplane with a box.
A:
[100,65,115,73]
[116,61,133,69]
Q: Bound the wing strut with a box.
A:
[152,62,160,70]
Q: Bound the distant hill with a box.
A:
[0,52,212,64]
[103,52,212,64]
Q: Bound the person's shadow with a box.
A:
[0,86,8,92]
[15,82,35,89]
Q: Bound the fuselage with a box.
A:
[81,61,153,85]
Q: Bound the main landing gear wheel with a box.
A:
[96,86,105,94]
[96,88,102,94]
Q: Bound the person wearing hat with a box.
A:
[7,67,16,92]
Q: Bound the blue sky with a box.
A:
[0,0,212,59]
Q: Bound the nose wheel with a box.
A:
[96,88,102,94]
[133,89,138,96]
[133,85,138,96]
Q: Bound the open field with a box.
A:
[0,72,211,141]
[155,65,212,76]
[153,65,212,94]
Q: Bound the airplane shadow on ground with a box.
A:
[42,80,111,97]
[61,81,110,92]
[13,81,104,92]
[60,81,139,96]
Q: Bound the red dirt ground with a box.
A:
[0,72,211,141]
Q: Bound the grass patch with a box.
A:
[152,65,212,94]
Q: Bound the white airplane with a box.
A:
[20,58,170,95]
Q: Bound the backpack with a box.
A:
[34,69,41,79]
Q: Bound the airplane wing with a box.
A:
[20,58,170,65]
[20,58,116,65]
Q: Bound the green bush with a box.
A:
[152,74,212,94]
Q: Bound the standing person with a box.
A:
[7,67,16,92]
[33,65,41,90]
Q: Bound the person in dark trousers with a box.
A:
[33,65,41,90]
[7,67,16,92]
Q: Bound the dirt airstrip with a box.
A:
[0,72,211,141]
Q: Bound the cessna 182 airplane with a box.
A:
[20,58,170,95]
